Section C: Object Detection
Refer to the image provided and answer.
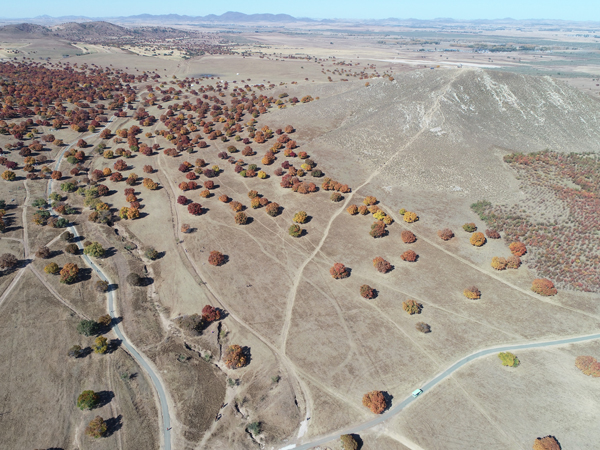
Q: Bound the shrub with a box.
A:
[403,300,422,315]
[223,344,248,369]
[462,223,477,232]
[340,434,359,450]
[68,345,83,358]
[330,263,349,279]
[208,251,225,266]
[403,211,418,223]
[77,390,100,410]
[470,232,486,247]
[330,192,343,202]
[532,436,561,450]
[85,416,107,438]
[144,247,159,260]
[416,322,431,333]
[498,352,519,367]
[289,224,302,237]
[96,280,109,292]
[370,221,386,238]
[463,286,481,299]
[491,256,508,270]
[401,230,416,243]
[188,203,203,215]
[373,256,392,274]
[362,390,386,414]
[575,356,600,377]
[507,255,521,269]
[360,284,376,299]
[400,250,417,262]
[235,212,248,225]
[60,263,79,283]
[293,211,308,224]
[509,241,527,256]
[265,202,280,217]
[485,229,501,239]
[83,242,105,258]
[44,262,60,274]
[363,196,377,206]
[531,278,557,296]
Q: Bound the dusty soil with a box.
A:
[0,270,158,450]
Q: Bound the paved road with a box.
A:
[284,332,600,450]
[48,117,172,450]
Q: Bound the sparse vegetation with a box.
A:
[498,352,519,367]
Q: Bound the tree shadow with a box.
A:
[154,251,166,260]
[77,267,93,283]
[79,346,93,358]
[103,247,117,259]
[303,215,313,224]
[140,276,154,287]
[106,283,118,292]
[382,392,393,412]
[104,415,123,437]
[244,216,254,225]
[95,390,114,408]
[107,339,122,354]
[242,346,252,366]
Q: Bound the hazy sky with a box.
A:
[1,0,598,21]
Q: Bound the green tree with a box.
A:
[498,352,519,367]
[77,320,98,337]
[77,390,99,410]
[83,242,105,258]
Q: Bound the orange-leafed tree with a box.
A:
[575,356,600,377]
[373,256,392,274]
[532,436,561,450]
[531,278,557,296]
[438,229,454,241]
[330,263,349,279]
[470,232,486,247]
[400,250,417,262]
[360,284,376,299]
[362,390,386,414]
[223,344,248,369]
[208,251,225,266]
[401,230,416,243]
[509,241,527,256]
[403,300,422,315]
[463,286,481,299]
[491,256,507,270]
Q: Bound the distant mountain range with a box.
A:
[0,11,598,28]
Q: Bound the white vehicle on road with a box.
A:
[411,389,423,398]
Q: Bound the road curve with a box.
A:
[284,332,600,450]
[48,118,172,450]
